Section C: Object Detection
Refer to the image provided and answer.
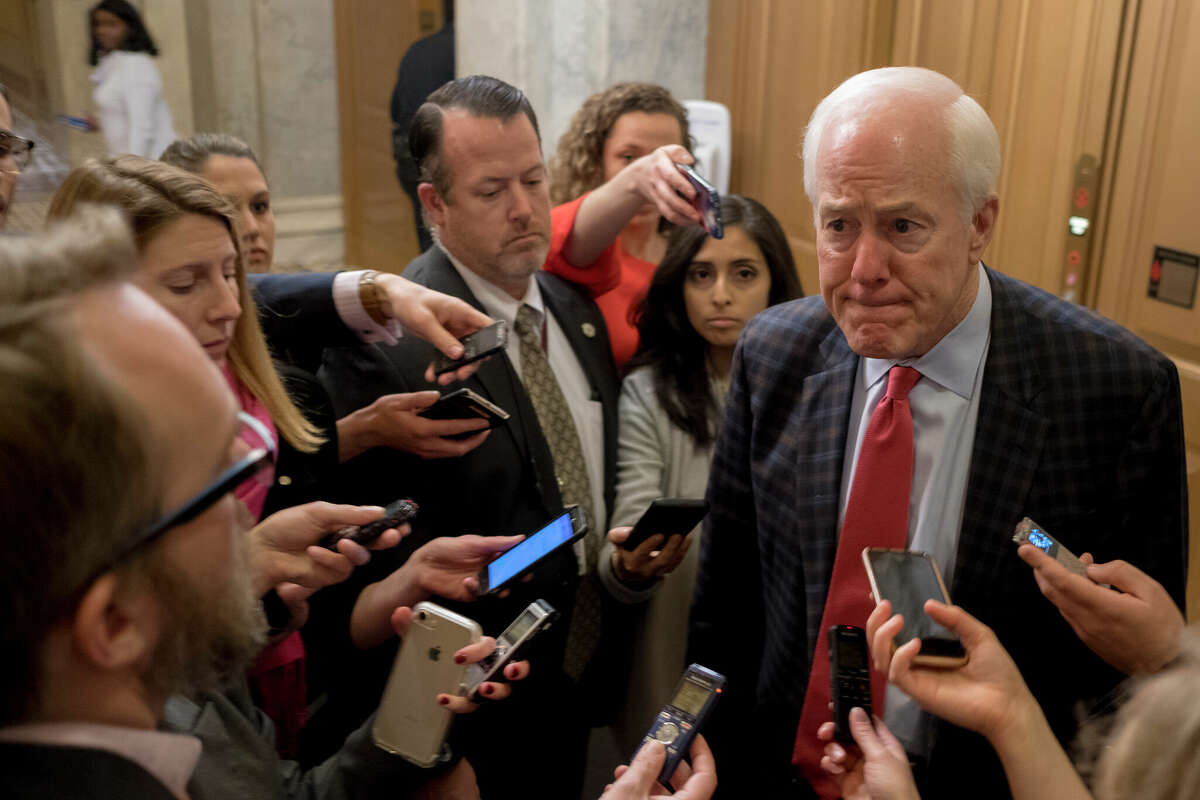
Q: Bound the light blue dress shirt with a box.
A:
[838,262,992,756]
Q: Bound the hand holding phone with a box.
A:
[829,625,872,743]
[372,602,482,766]
[862,548,967,668]
[432,320,508,376]
[1012,517,1088,577]
[462,599,558,700]
[675,163,724,239]
[635,664,725,786]
[417,387,510,439]
[320,498,418,550]
[477,506,588,595]
[621,498,709,551]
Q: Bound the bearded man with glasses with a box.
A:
[0,82,34,229]
[0,206,534,799]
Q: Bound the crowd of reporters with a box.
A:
[0,7,1194,799]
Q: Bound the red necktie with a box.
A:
[792,366,922,797]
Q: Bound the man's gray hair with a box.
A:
[801,67,1001,222]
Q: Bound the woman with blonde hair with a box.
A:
[47,155,334,756]
[544,82,708,367]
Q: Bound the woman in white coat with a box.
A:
[88,0,175,158]
[599,195,803,751]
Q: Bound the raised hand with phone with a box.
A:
[819,599,1092,800]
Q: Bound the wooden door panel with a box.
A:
[335,0,442,271]
[707,0,1121,299]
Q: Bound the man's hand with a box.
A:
[351,534,525,648]
[608,527,692,583]
[336,390,490,462]
[249,502,406,595]
[389,606,530,713]
[1018,544,1184,674]
[603,736,717,800]
[373,273,496,385]
[818,710,920,800]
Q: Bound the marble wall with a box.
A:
[188,0,343,267]
[17,0,342,265]
[457,0,709,159]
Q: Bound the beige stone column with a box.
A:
[456,0,709,160]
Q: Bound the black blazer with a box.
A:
[690,267,1188,797]
[0,742,176,799]
[250,272,358,376]
[320,247,619,560]
[305,249,621,765]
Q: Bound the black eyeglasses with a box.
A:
[104,412,276,569]
[0,131,35,172]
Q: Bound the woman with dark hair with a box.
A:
[599,194,802,750]
[87,0,176,157]
[544,82,706,367]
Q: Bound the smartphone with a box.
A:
[1012,517,1087,577]
[621,498,709,551]
[320,498,419,550]
[372,601,482,766]
[432,320,508,375]
[861,548,968,668]
[637,663,725,786]
[477,506,588,595]
[675,163,724,239]
[417,387,510,439]
[55,114,91,130]
[829,625,872,744]
[461,599,558,699]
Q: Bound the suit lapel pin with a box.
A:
[581,323,596,339]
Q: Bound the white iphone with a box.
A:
[371,601,482,766]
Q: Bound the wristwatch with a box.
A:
[357,270,391,326]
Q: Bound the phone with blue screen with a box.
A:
[478,506,588,595]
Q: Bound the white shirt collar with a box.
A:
[862,262,992,400]
[0,720,201,798]
[440,244,546,324]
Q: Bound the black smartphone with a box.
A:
[861,548,967,668]
[432,320,508,375]
[621,498,709,551]
[477,506,588,595]
[320,498,419,550]
[637,663,725,785]
[418,387,510,439]
[675,163,724,239]
[829,625,872,743]
[461,599,558,699]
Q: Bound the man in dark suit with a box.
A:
[689,66,1187,798]
[319,75,621,797]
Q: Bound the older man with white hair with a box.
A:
[689,66,1187,798]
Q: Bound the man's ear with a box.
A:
[417,182,447,230]
[968,196,999,264]
[72,572,157,671]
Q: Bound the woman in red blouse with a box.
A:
[545,83,706,367]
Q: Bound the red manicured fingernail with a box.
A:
[482,684,494,696]
[439,696,450,705]
[454,654,466,664]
